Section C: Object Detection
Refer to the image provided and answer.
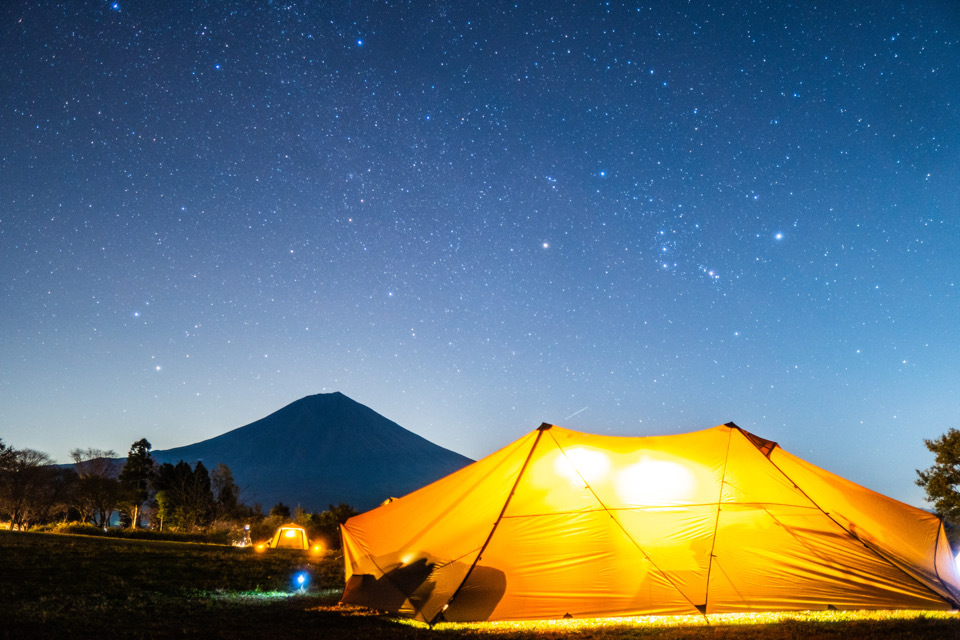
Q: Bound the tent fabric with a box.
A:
[339,423,960,623]
[269,522,310,549]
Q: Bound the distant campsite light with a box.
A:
[311,543,324,555]
[266,523,310,550]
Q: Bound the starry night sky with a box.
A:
[2,1,958,506]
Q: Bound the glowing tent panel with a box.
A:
[340,423,960,622]
[708,503,949,612]
[340,430,538,622]
[541,427,730,510]
[769,446,960,605]
[718,427,812,507]
[613,506,716,607]
[463,510,699,620]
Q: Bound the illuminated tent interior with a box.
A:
[268,522,310,550]
[340,423,960,623]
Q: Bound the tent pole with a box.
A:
[700,426,734,618]
[427,424,550,626]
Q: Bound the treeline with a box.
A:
[0,437,356,547]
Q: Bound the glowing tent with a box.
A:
[340,423,960,623]
[267,522,310,550]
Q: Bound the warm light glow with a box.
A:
[418,609,958,632]
[554,447,611,486]
[255,543,266,553]
[311,544,323,554]
[284,529,296,538]
[616,457,696,505]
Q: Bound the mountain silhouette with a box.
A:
[151,392,472,512]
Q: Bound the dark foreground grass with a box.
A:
[1,530,958,639]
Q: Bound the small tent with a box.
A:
[268,522,310,550]
[340,423,960,623]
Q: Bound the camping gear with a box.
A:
[340,422,960,623]
[267,522,310,550]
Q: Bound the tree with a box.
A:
[43,467,79,525]
[916,428,960,523]
[269,502,291,520]
[0,439,12,520]
[0,448,59,529]
[153,462,189,530]
[154,490,170,531]
[70,448,121,528]
[151,460,216,531]
[312,503,358,549]
[188,461,215,528]
[118,438,155,528]
[0,438,12,469]
[210,463,239,521]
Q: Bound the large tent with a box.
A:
[340,423,960,623]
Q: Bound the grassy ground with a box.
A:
[1,530,958,639]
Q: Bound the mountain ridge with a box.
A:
[151,392,472,512]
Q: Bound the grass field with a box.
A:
[1,530,958,639]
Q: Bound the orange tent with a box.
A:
[340,423,960,623]
[268,522,310,550]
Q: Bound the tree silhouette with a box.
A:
[210,463,240,521]
[0,448,58,529]
[152,460,216,530]
[70,448,120,528]
[118,439,155,528]
[916,428,960,524]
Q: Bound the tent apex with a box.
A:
[727,423,779,457]
[537,423,555,431]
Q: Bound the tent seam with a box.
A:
[701,425,734,614]
[498,501,826,519]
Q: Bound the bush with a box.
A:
[35,522,105,536]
